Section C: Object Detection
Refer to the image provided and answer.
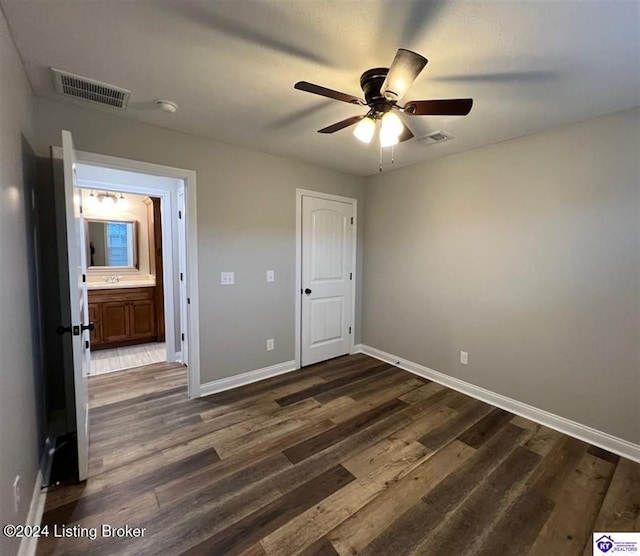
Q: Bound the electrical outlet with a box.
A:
[460,351,469,365]
[266,338,274,351]
[13,475,20,513]
[266,270,275,282]
[220,271,234,285]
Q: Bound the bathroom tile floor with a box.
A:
[89,342,166,375]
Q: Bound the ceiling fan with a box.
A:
[294,49,473,147]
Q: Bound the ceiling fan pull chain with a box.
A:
[379,144,383,173]
[391,144,395,165]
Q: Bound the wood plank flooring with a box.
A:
[38,354,640,556]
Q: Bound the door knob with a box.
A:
[304,288,312,295]
[81,322,95,332]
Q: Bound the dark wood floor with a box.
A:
[38,354,640,556]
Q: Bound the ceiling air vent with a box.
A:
[51,68,131,110]
[420,130,454,145]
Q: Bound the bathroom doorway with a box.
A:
[73,164,183,373]
[82,190,167,375]
[51,148,202,398]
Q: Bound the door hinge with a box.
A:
[180,272,183,281]
[85,340,89,349]
[187,297,191,305]
[350,216,353,225]
[349,272,352,280]
[178,210,182,219]
[181,332,185,341]
[348,326,352,335]
[79,205,83,214]
[82,274,86,283]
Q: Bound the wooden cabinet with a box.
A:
[88,287,157,350]
[88,303,102,344]
[102,301,130,343]
[129,299,156,339]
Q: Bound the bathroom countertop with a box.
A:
[87,281,156,290]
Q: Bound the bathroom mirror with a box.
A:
[86,219,138,269]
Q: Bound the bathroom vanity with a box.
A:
[88,284,158,349]
[85,196,164,350]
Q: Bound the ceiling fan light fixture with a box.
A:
[353,117,376,144]
[381,111,404,138]
[379,128,399,148]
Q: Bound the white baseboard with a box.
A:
[18,438,55,556]
[352,343,365,354]
[356,344,640,463]
[199,360,298,397]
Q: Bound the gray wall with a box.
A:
[33,96,365,384]
[0,9,40,555]
[362,107,640,444]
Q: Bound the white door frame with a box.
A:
[177,187,189,366]
[52,147,201,398]
[295,189,357,368]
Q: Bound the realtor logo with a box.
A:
[594,532,640,554]
[595,535,614,553]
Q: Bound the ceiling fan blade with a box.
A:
[295,81,365,105]
[318,115,364,134]
[380,49,428,101]
[398,122,414,143]
[403,98,473,116]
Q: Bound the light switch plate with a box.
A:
[266,338,274,351]
[460,351,469,365]
[266,270,275,282]
[220,271,234,285]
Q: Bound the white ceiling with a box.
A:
[3,1,639,176]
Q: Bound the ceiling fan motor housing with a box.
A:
[360,68,391,113]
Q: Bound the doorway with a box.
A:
[83,190,167,375]
[295,189,357,367]
[53,146,201,398]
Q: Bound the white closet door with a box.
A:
[301,195,354,366]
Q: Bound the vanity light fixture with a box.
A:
[117,192,129,209]
[96,191,120,205]
[86,190,127,209]
[87,190,98,209]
